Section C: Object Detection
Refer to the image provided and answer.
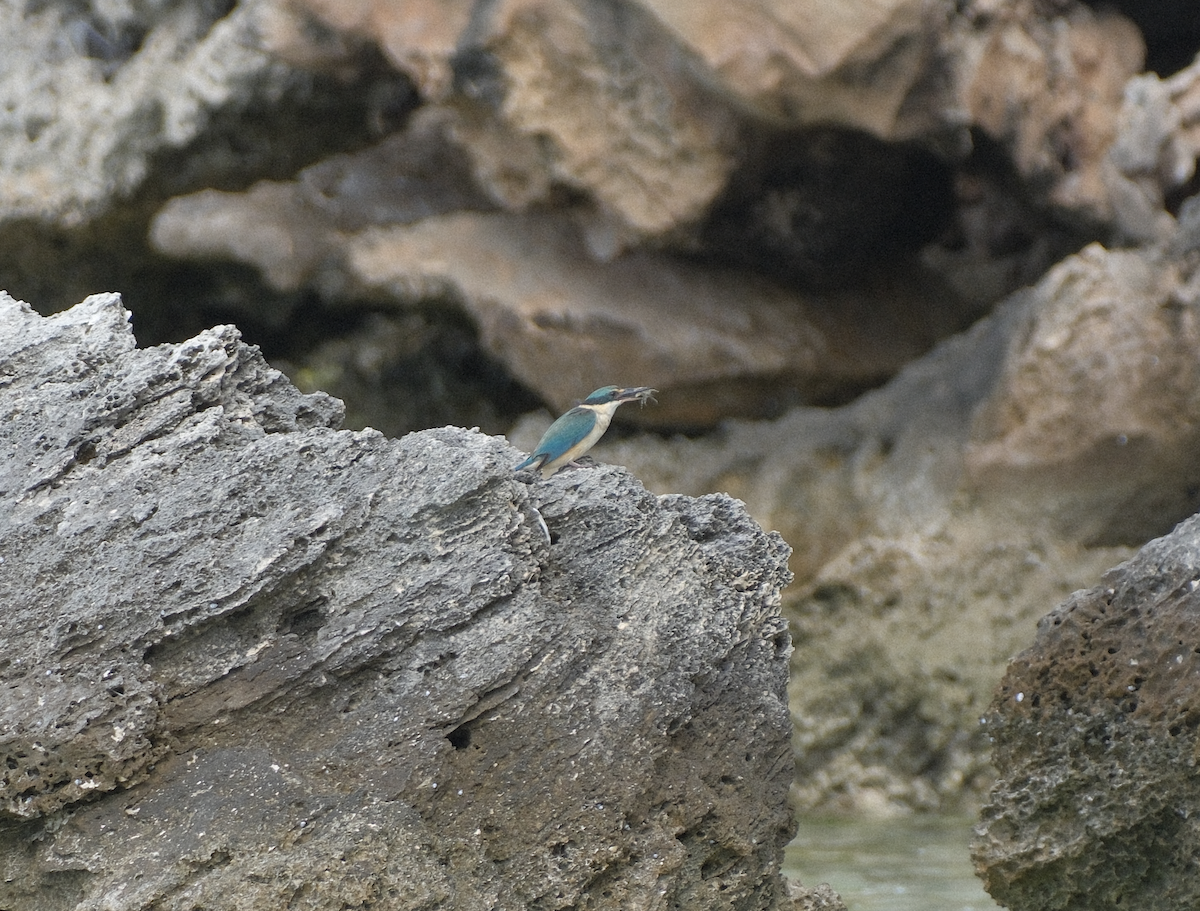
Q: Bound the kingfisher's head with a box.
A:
[581,386,657,407]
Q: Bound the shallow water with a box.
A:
[784,815,1000,911]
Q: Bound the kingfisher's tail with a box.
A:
[514,453,546,472]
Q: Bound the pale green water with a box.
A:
[784,816,1001,911]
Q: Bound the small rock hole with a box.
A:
[447,725,471,750]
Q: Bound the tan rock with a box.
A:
[149,111,495,295]
[786,523,1127,813]
[645,0,949,141]
[608,235,1200,811]
[152,182,331,291]
[966,242,1200,544]
[607,299,1028,579]
[471,1,739,240]
[287,0,740,246]
[348,211,971,424]
[151,129,976,426]
[261,0,1181,249]
[960,2,1147,230]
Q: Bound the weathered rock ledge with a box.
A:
[974,511,1200,910]
[0,293,826,911]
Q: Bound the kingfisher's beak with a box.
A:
[616,386,657,406]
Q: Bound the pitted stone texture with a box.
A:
[0,292,811,910]
[974,511,1200,910]
[0,292,343,820]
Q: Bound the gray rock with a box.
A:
[0,3,283,225]
[974,511,1200,910]
[0,293,810,910]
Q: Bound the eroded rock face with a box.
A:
[284,0,742,240]
[0,293,813,910]
[973,512,1200,910]
[959,2,1148,230]
[11,0,1193,431]
[149,113,976,426]
[7,0,1200,824]
[609,227,1200,813]
[966,242,1200,545]
[0,2,278,226]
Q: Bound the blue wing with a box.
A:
[514,407,594,470]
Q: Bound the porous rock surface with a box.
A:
[973,511,1200,910]
[9,0,1200,823]
[0,292,814,911]
[0,1,282,226]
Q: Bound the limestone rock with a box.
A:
[147,111,496,296]
[273,0,962,259]
[345,212,975,425]
[0,0,412,316]
[785,525,1127,814]
[3,0,1183,261]
[0,292,819,910]
[966,242,1200,545]
[287,0,741,243]
[952,2,1196,243]
[0,2,283,226]
[644,0,949,142]
[276,0,1172,248]
[973,511,1200,910]
[14,0,1179,428]
[1105,53,1200,239]
[959,2,1148,233]
[8,0,1200,827]
[781,231,1200,810]
[787,881,849,911]
[151,133,975,426]
[605,230,1200,812]
[619,232,1200,579]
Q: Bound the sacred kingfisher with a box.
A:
[515,386,657,479]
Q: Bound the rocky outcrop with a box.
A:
[964,240,1200,545]
[605,214,1200,813]
[0,2,280,226]
[972,511,1200,910]
[275,0,1174,246]
[128,0,1200,437]
[6,0,1200,819]
[149,127,974,426]
[16,0,1196,420]
[0,292,819,910]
